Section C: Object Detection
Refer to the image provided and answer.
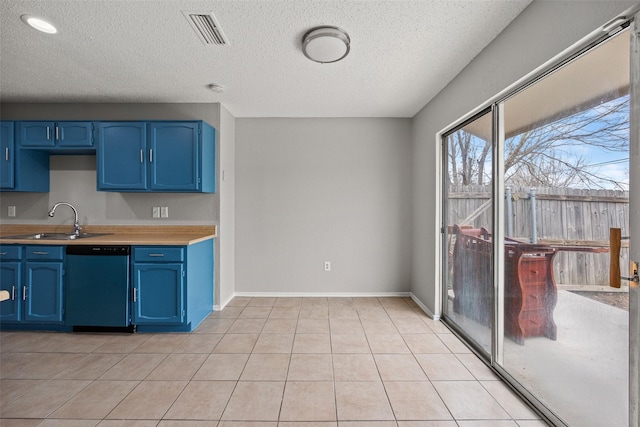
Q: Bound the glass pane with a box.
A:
[443,110,493,355]
[500,30,630,426]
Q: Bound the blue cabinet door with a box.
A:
[18,121,93,148]
[0,122,15,189]
[56,122,94,147]
[97,122,147,190]
[23,261,64,323]
[0,262,21,322]
[149,122,200,191]
[18,122,56,147]
[133,263,184,325]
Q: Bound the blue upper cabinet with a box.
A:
[97,121,216,193]
[97,122,148,190]
[150,122,199,191]
[0,121,49,192]
[18,121,95,150]
[0,122,15,189]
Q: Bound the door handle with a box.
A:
[148,254,165,257]
[133,288,137,302]
[140,149,144,163]
[11,285,15,301]
[22,286,27,301]
[149,149,153,163]
[622,261,639,288]
[4,147,8,161]
[55,126,59,141]
[46,126,50,140]
[32,251,49,255]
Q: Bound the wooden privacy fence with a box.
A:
[447,185,630,286]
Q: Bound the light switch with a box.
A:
[8,206,16,217]
[152,207,160,218]
[161,207,169,218]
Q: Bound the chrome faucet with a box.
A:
[48,202,82,236]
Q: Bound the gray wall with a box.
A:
[410,0,638,315]
[235,118,412,295]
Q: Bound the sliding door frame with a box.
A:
[629,11,639,427]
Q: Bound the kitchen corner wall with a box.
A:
[0,102,230,308]
[235,118,412,295]
[410,0,637,315]
[218,105,236,308]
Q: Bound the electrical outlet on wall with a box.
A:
[8,206,16,217]
[324,261,331,272]
[152,207,160,218]
[161,207,169,218]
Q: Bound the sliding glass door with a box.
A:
[442,109,493,356]
[441,25,634,426]
[499,29,630,426]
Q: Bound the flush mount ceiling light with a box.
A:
[21,15,57,34]
[302,26,350,64]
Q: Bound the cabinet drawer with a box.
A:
[134,247,184,262]
[25,246,64,260]
[519,311,548,336]
[519,258,549,284]
[522,289,548,311]
[0,245,22,260]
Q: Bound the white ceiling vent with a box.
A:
[182,11,228,46]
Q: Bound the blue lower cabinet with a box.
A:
[24,261,64,323]
[0,245,65,329]
[133,263,184,325]
[0,261,21,322]
[132,240,213,332]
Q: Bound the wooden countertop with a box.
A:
[0,225,216,246]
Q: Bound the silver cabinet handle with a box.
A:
[46,126,50,140]
[55,126,59,140]
[32,251,49,255]
[22,286,27,301]
[4,147,8,161]
[140,149,144,163]
[11,285,15,301]
[0,252,6,255]
[148,253,165,257]
[149,149,153,163]
[133,288,137,302]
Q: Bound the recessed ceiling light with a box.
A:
[21,15,57,34]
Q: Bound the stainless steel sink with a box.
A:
[2,232,110,240]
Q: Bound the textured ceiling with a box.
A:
[0,0,531,118]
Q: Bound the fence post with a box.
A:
[505,186,514,237]
[530,187,537,243]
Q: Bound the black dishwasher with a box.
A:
[65,245,134,332]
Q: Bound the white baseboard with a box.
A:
[233,291,412,298]
[214,293,236,311]
[410,293,440,321]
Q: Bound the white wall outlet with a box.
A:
[161,207,169,218]
[8,206,16,217]
[152,207,160,218]
[324,261,331,272]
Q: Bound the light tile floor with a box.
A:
[0,296,548,426]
